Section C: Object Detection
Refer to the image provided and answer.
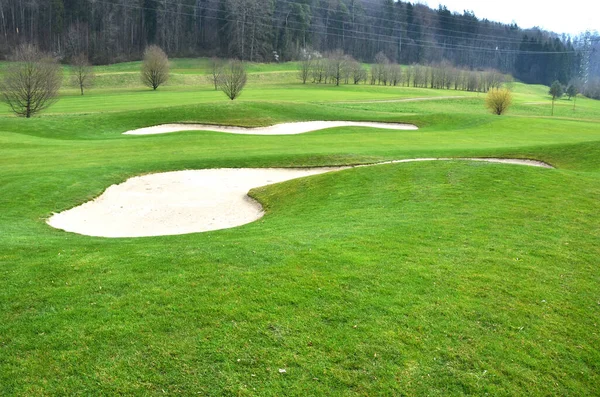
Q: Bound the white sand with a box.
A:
[47,158,552,238]
[375,158,553,169]
[123,121,418,136]
[47,167,346,238]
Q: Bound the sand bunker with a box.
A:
[123,121,418,136]
[47,158,552,238]
[47,167,346,238]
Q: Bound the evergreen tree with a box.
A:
[549,80,564,116]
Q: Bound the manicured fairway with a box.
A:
[0,61,599,395]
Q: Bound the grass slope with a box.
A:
[0,59,599,395]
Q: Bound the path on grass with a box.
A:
[47,158,553,238]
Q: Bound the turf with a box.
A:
[0,59,599,395]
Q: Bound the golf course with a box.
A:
[1,59,599,395]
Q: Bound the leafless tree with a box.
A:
[439,61,453,89]
[343,56,354,84]
[413,64,426,88]
[452,68,462,90]
[388,64,402,86]
[326,50,349,86]
[404,65,413,87]
[369,64,377,85]
[298,49,315,84]
[70,53,95,95]
[141,45,169,90]
[311,58,326,84]
[466,71,480,92]
[373,52,389,85]
[218,60,247,100]
[0,44,62,118]
[350,61,367,84]
[209,57,224,90]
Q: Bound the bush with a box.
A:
[218,60,247,100]
[485,88,513,115]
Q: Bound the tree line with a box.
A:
[0,0,596,88]
[1,42,588,119]
[299,49,512,93]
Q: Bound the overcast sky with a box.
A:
[419,0,599,36]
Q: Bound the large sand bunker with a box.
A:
[47,158,552,238]
[123,121,418,136]
[47,167,346,238]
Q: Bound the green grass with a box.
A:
[1,58,600,395]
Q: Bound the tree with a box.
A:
[141,45,169,90]
[326,50,349,87]
[209,57,224,91]
[350,61,367,85]
[388,64,402,86]
[70,53,95,95]
[218,60,247,100]
[566,84,577,100]
[373,52,389,85]
[549,80,564,116]
[298,50,314,84]
[311,58,326,84]
[0,44,62,118]
[485,88,513,115]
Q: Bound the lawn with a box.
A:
[0,59,599,395]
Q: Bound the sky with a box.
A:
[419,0,599,36]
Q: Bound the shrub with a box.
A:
[485,88,513,115]
[218,60,247,100]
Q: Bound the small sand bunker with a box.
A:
[47,158,552,238]
[379,157,553,169]
[123,121,418,136]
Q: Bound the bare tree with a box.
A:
[404,65,413,87]
[326,50,349,87]
[388,64,402,86]
[298,49,315,84]
[141,45,169,90]
[218,60,247,100]
[466,71,480,92]
[413,64,425,88]
[209,57,224,90]
[70,53,95,95]
[373,52,389,85]
[311,58,326,84]
[350,61,367,84]
[369,64,377,85]
[0,44,62,118]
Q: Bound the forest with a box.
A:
[0,0,598,88]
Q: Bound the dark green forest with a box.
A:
[0,0,598,87]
